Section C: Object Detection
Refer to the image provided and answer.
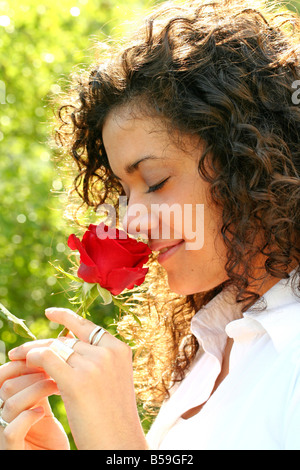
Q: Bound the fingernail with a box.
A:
[33,407,44,413]
[45,308,57,318]
[8,348,17,358]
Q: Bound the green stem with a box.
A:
[112,297,132,313]
[58,290,131,337]
[59,287,101,337]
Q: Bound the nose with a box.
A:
[122,202,159,241]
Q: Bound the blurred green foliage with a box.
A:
[0,0,299,450]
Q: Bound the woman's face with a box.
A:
[102,106,228,295]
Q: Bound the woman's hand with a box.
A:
[9,308,148,450]
[0,360,70,450]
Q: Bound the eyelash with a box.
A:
[146,177,170,194]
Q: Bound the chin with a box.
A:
[166,272,227,296]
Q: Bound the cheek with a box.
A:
[166,248,228,295]
[165,212,228,295]
[198,206,227,277]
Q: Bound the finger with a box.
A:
[25,346,72,384]
[0,361,42,387]
[2,378,57,423]
[45,308,99,343]
[1,407,44,450]
[34,397,54,417]
[69,335,119,356]
[45,308,120,350]
[0,373,50,402]
[8,339,54,361]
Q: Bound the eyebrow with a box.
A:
[112,155,160,181]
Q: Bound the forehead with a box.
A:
[102,109,172,175]
[102,105,201,164]
[102,106,167,146]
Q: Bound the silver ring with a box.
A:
[89,326,102,345]
[64,338,79,349]
[0,416,8,429]
[50,340,75,363]
[92,328,107,346]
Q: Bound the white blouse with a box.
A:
[146,272,300,450]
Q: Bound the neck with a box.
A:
[251,260,297,298]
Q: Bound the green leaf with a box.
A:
[82,282,96,297]
[97,285,113,305]
[50,263,84,284]
[132,313,142,326]
[0,302,37,340]
[112,296,132,314]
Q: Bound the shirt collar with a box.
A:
[190,286,244,363]
[231,269,300,353]
[191,269,300,359]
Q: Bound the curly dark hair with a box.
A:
[52,0,300,411]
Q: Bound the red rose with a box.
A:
[67,223,151,295]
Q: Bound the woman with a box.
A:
[0,0,299,450]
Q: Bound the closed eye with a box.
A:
[146,177,170,194]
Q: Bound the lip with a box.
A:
[153,240,185,264]
[149,239,184,253]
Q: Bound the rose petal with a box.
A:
[93,228,151,270]
[77,263,103,285]
[68,234,79,251]
[90,237,136,273]
[119,237,151,254]
[105,267,149,295]
[131,249,152,268]
[80,229,136,285]
[70,224,151,294]
[67,234,96,267]
[92,223,118,240]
